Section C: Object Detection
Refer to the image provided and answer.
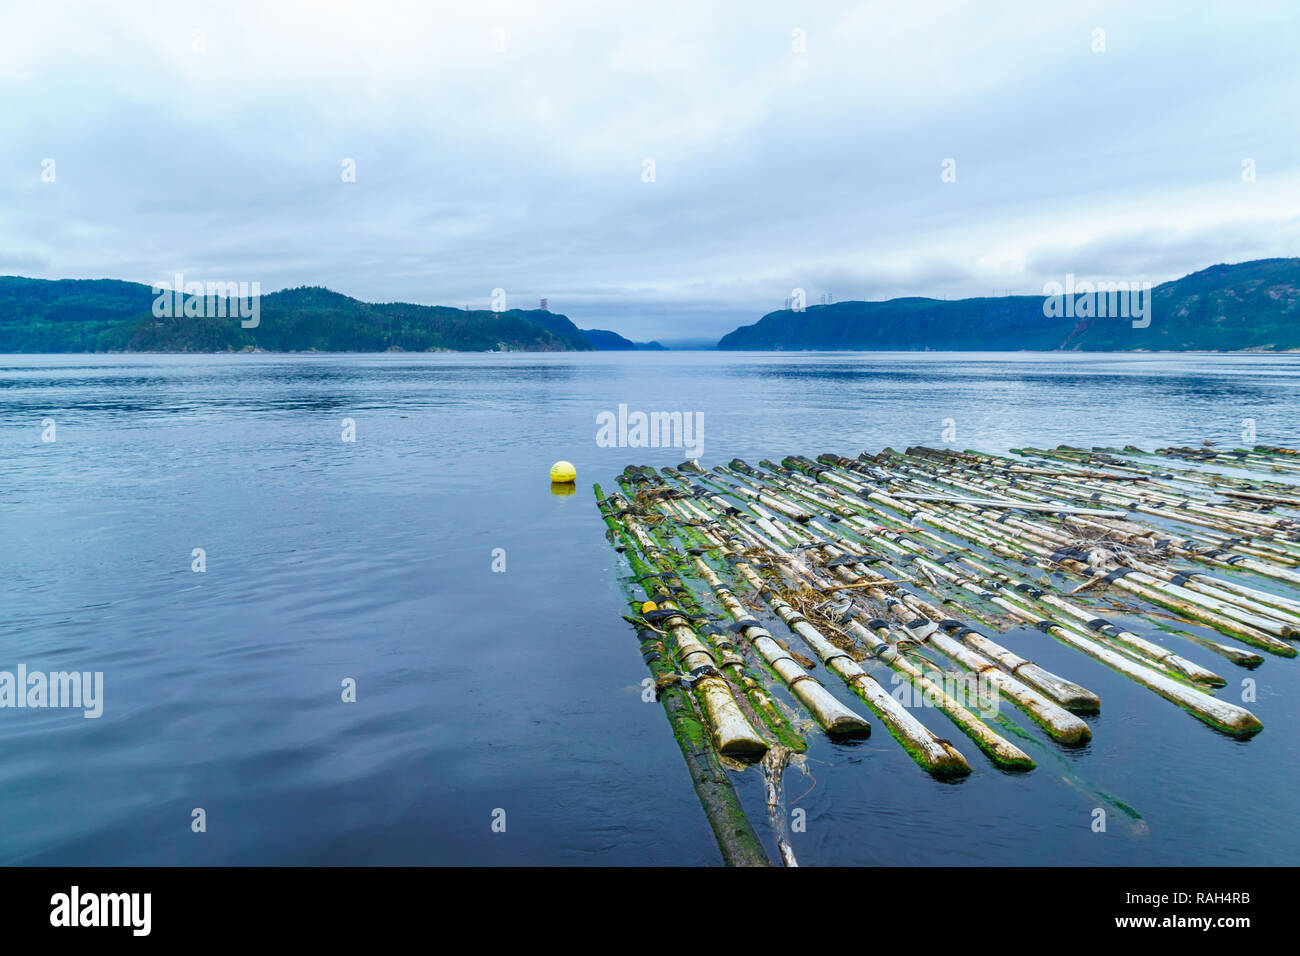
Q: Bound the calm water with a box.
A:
[2,351,1298,865]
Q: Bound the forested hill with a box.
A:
[0,278,604,352]
[716,258,1300,351]
[580,328,668,350]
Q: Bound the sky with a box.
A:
[2,1,1298,344]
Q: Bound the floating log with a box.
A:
[594,486,770,867]
[597,488,770,757]
[628,624,770,867]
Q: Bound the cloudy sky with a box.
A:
[2,1,1298,343]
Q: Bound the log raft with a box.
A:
[594,443,1297,862]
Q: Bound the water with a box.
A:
[2,351,1298,865]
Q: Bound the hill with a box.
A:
[580,328,668,350]
[0,278,598,352]
[716,259,1300,351]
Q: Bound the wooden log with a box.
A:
[600,490,771,757]
[594,485,770,866]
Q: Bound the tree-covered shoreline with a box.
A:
[0,279,605,353]
[717,259,1300,351]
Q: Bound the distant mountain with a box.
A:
[716,259,1300,351]
[580,328,667,350]
[577,328,635,349]
[0,278,596,352]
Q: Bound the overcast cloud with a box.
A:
[2,0,1298,342]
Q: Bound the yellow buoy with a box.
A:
[641,601,658,613]
[550,460,576,483]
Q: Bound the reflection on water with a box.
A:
[1,351,1298,865]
